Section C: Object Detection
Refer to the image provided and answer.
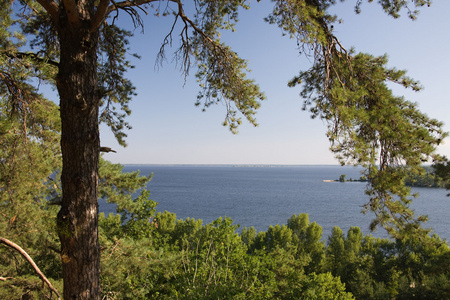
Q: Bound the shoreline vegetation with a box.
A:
[324,167,447,188]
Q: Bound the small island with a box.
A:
[323,174,367,183]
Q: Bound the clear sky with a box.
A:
[97,1,450,165]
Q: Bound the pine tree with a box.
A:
[0,68,62,297]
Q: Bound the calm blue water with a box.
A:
[99,165,449,241]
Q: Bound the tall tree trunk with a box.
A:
[56,18,101,299]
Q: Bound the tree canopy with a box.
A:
[1,0,448,298]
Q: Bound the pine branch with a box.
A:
[35,0,59,22]
[4,51,59,67]
[91,0,111,32]
[0,237,61,300]
[106,0,159,15]
[100,146,117,153]
[0,276,15,281]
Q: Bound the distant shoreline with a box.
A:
[121,164,358,168]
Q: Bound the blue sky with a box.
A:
[98,1,450,165]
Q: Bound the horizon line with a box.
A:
[119,163,353,167]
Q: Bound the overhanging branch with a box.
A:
[106,0,159,15]
[4,51,59,67]
[0,237,61,300]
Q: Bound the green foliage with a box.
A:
[322,225,450,300]
[240,225,257,250]
[98,159,156,240]
[154,1,266,134]
[98,24,138,146]
[358,0,432,20]
[1,8,67,296]
[340,165,447,188]
[403,165,446,188]
[99,207,367,299]
[170,217,253,299]
[0,72,62,298]
[153,210,177,237]
[433,156,450,195]
[326,227,346,274]
[265,0,337,45]
[287,214,325,272]
[0,274,63,300]
[292,50,447,238]
[195,2,265,131]
[301,272,354,300]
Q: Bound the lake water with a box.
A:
[99,165,449,241]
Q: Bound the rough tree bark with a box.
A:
[55,7,101,299]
